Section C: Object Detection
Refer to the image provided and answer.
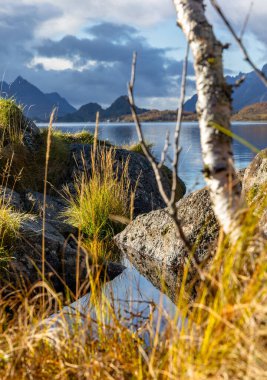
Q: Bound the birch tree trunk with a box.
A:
[173,0,242,237]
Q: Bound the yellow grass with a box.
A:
[63,147,133,241]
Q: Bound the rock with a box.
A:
[70,144,186,216]
[114,188,219,270]
[125,250,191,303]
[8,215,125,293]
[242,148,267,200]
[242,148,267,238]
[23,118,41,151]
[0,187,22,210]
[23,191,77,237]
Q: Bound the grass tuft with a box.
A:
[122,141,154,156]
[0,98,25,147]
[63,147,133,241]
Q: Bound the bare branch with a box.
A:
[210,0,267,87]
[170,41,189,205]
[240,1,253,40]
[128,52,192,252]
[128,52,170,206]
[158,130,170,169]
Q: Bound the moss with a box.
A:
[47,129,111,146]
[49,130,95,145]
[123,141,153,156]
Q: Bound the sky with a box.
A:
[0,0,266,110]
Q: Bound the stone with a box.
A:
[7,215,125,293]
[23,191,77,238]
[114,188,219,270]
[242,148,267,238]
[0,187,22,210]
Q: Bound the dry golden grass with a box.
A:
[0,188,265,379]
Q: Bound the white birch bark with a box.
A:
[173,0,242,237]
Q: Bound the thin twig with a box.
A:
[170,41,189,205]
[240,1,253,40]
[128,52,169,206]
[210,0,267,87]
[158,130,170,169]
[128,52,192,251]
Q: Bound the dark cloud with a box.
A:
[87,22,139,42]
[0,3,62,81]
[34,23,195,106]
[0,9,195,109]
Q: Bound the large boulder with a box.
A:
[242,148,267,238]
[114,188,219,270]
[70,144,186,216]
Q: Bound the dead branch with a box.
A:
[210,0,267,87]
[170,41,189,206]
[128,51,192,252]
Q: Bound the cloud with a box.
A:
[0,2,62,81]
[28,22,195,107]
[21,0,174,38]
[1,0,266,110]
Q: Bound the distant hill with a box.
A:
[119,109,197,122]
[233,102,267,121]
[60,95,148,122]
[184,64,267,112]
[0,76,76,121]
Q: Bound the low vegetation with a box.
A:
[0,203,21,268]
[0,193,265,379]
[63,147,133,241]
[233,102,267,121]
[0,98,25,147]
[122,141,154,155]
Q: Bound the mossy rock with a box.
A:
[243,148,267,238]
[243,148,267,205]
[0,98,26,145]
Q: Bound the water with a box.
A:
[46,258,181,341]
[38,121,267,192]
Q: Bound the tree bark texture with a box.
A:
[173,0,242,236]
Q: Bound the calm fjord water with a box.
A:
[38,121,267,192]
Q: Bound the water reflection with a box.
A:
[47,258,181,337]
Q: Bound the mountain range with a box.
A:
[0,76,76,121]
[58,95,148,122]
[1,64,267,122]
[184,64,267,112]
